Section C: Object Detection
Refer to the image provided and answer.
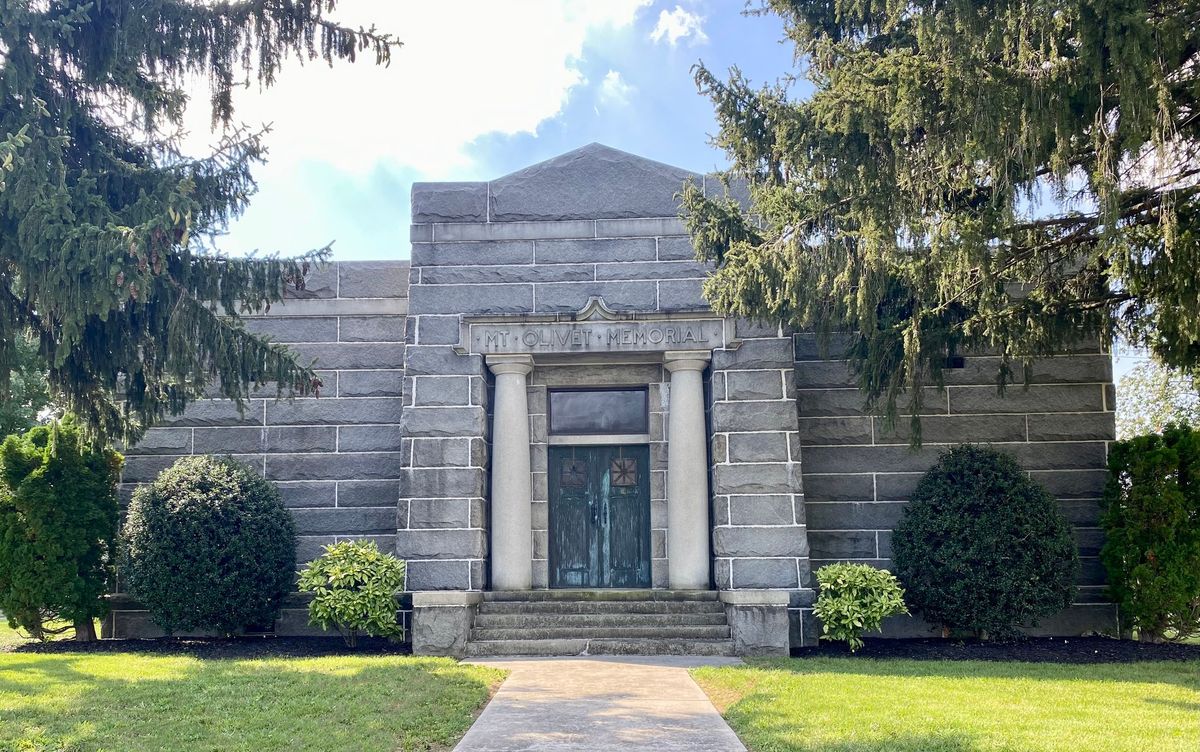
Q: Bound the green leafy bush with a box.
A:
[121,455,296,635]
[1101,424,1200,641]
[813,563,908,650]
[0,416,122,641]
[297,540,405,647]
[893,445,1079,639]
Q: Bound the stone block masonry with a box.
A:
[403,144,731,602]
[105,144,1120,654]
[107,261,410,638]
[795,333,1117,641]
[709,328,813,642]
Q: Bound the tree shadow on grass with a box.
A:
[1141,696,1200,712]
[733,722,981,752]
[0,653,501,752]
[745,655,1200,691]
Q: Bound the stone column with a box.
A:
[486,355,534,590]
[665,350,712,589]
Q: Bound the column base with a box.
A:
[411,591,482,657]
[720,590,791,656]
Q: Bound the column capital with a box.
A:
[664,350,711,373]
[486,354,534,376]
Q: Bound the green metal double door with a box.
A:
[548,445,651,589]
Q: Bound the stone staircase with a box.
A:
[464,589,735,656]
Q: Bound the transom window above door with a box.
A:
[548,388,648,435]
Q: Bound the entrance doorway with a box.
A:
[548,445,651,588]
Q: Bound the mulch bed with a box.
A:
[792,636,1200,663]
[5,635,412,659]
[8,634,1198,663]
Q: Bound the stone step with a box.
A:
[471,625,732,641]
[472,612,728,629]
[463,637,736,657]
[482,589,719,602]
[477,600,725,615]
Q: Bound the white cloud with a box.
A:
[597,70,635,108]
[180,0,652,177]
[649,5,708,47]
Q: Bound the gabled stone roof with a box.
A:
[411,143,701,224]
[490,143,698,222]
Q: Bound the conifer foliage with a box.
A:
[1102,425,1200,641]
[0,1,397,441]
[0,416,123,641]
[685,1,1200,436]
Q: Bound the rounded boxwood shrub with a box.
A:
[121,455,296,635]
[892,445,1078,638]
[1101,425,1200,641]
[813,562,908,651]
[297,540,405,647]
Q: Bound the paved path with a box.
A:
[454,656,747,751]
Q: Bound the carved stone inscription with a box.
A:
[469,319,724,354]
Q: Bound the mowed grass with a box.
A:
[692,657,1200,752]
[0,626,505,752]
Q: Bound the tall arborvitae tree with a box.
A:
[684,1,1200,438]
[0,1,397,441]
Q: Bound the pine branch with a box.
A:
[0,1,398,440]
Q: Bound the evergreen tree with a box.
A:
[0,1,397,441]
[0,416,123,641]
[684,1,1200,438]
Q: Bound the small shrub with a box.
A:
[121,455,296,635]
[1101,424,1200,641]
[0,416,122,641]
[892,444,1079,639]
[297,540,405,647]
[813,563,908,650]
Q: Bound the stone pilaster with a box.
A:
[487,355,534,590]
[665,351,712,589]
[709,323,813,646]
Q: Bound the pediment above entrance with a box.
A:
[455,297,738,358]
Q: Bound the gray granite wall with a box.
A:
[794,334,1118,639]
[107,261,410,637]
[708,321,814,641]
[404,203,717,592]
[104,144,1119,648]
[401,144,737,595]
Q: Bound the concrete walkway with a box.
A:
[454,656,747,751]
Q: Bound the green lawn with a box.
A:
[693,657,1200,752]
[0,626,505,752]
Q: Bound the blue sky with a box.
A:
[194,1,801,262]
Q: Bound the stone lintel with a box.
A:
[458,303,738,358]
[548,433,650,446]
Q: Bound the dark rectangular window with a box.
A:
[548,388,648,435]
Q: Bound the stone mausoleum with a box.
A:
[108,144,1117,655]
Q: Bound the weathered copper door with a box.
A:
[548,445,651,588]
